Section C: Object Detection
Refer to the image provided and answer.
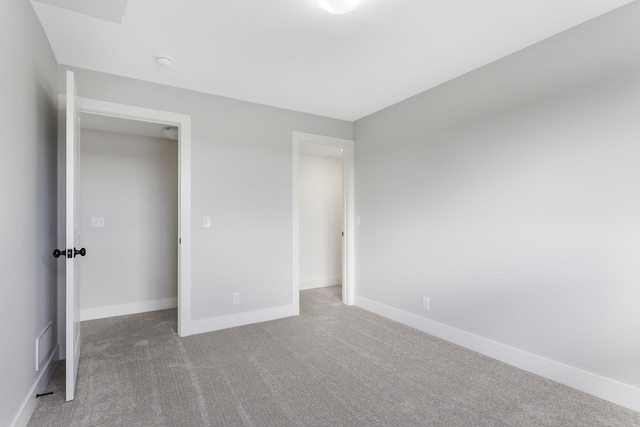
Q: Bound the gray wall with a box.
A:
[354,2,640,390]
[0,1,59,425]
[59,66,353,322]
[80,129,178,317]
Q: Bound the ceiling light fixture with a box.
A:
[317,0,362,14]
[155,55,174,67]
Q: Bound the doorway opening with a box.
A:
[79,114,179,323]
[292,132,355,314]
[60,95,192,339]
[299,144,343,294]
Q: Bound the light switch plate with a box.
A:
[203,216,211,228]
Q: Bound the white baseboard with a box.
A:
[81,297,177,321]
[300,276,342,291]
[355,295,640,414]
[181,304,296,337]
[11,344,59,427]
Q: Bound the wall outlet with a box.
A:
[91,217,105,228]
[233,293,240,305]
[423,296,430,311]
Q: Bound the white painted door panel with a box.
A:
[66,70,82,401]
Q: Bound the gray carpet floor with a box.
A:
[29,286,640,426]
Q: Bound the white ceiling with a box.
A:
[31,0,634,121]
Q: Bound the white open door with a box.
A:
[66,70,84,401]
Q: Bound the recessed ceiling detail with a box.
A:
[30,0,635,121]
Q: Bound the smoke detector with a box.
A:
[155,55,174,67]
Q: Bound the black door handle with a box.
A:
[52,249,74,259]
[52,249,66,258]
[74,248,87,257]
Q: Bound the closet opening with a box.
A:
[78,114,179,323]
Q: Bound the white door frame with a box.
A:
[78,97,192,336]
[292,131,355,313]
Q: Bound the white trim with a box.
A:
[11,344,59,427]
[300,277,342,291]
[182,305,296,337]
[35,321,53,371]
[292,131,355,311]
[80,298,178,321]
[74,96,192,337]
[356,295,640,414]
[292,139,300,315]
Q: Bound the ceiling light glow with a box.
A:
[317,0,362,14]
